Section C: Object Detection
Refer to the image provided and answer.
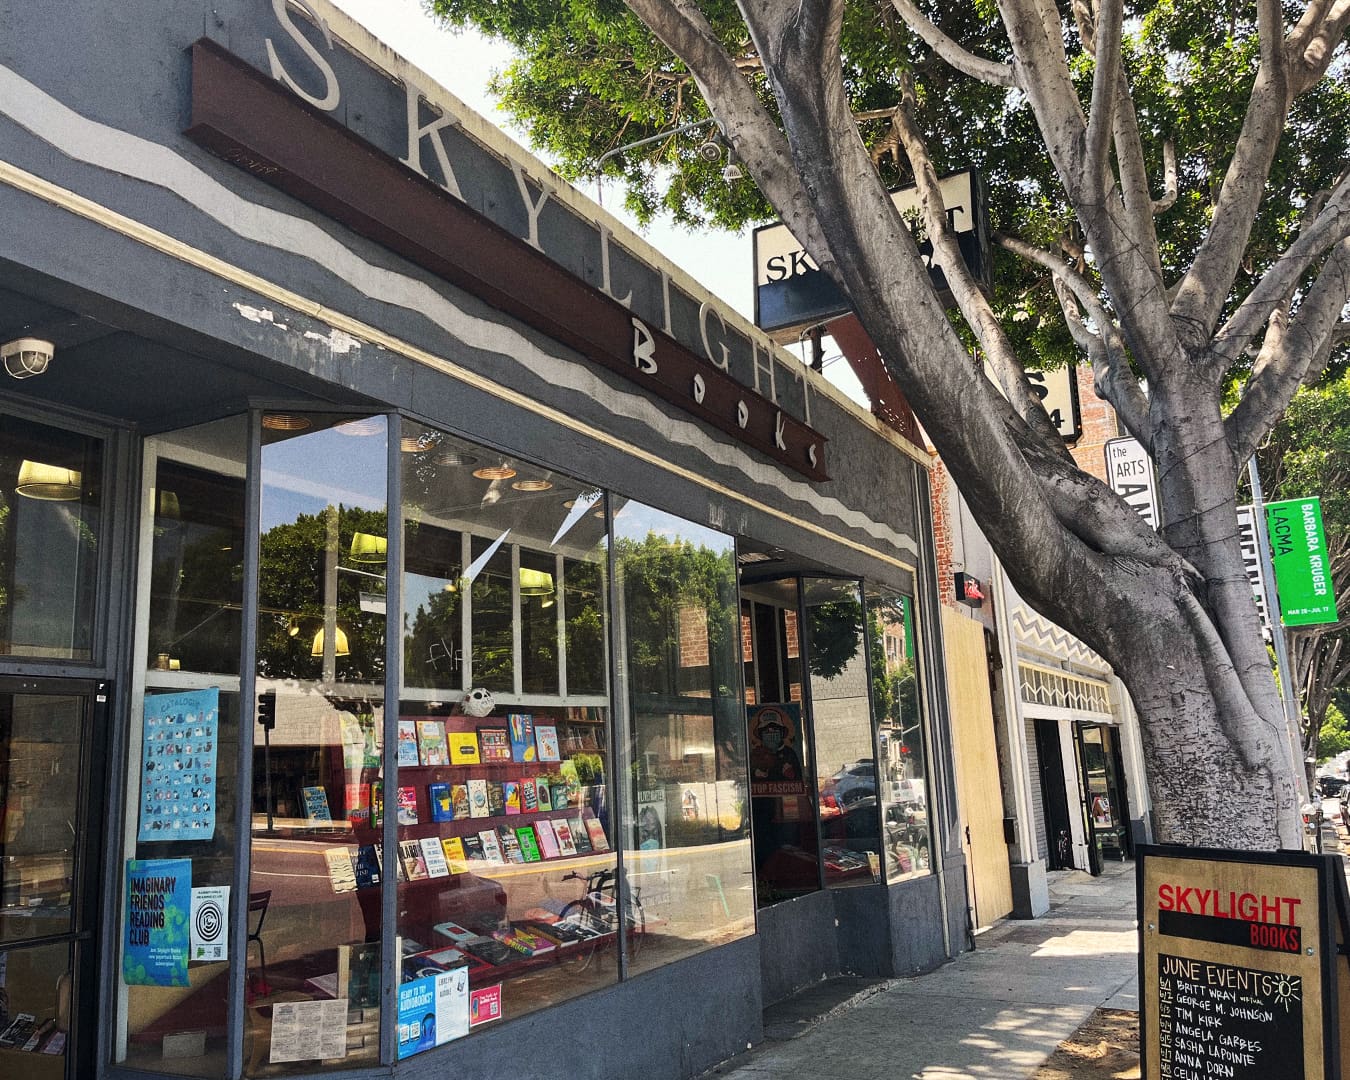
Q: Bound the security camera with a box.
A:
[696,138,724,163]
[2,337,54,379]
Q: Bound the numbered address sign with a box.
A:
[1025,366,1081,442]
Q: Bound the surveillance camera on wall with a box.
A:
[2,337,54,379]
[696,138,724,163]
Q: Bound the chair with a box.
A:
[246,890,271,988]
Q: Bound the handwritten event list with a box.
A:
[1156,953,1303,1079]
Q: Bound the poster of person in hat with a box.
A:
[747,704,807,796]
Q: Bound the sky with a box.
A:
[327,0,866,402]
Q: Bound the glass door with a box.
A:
[0,678,106,1080]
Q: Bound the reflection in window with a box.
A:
[615,503,752,974]
[469,537,514,693]
[564,558,605,696]
[403,522,463,691]
[868,589,931,881]
[0,414,101,660]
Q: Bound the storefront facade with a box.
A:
[0,3,963,1077]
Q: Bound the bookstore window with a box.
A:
[0,413,102,661]
[806,578,882,888]
[867,588,931,881]
[247,414,389,1075]
[613,500,753,974]
[396,425,617,1055]
[116,415,248,1076]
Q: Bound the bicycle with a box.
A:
[555,867,646,971]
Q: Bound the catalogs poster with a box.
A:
[397,968,469,1058]
[138,688,219,842]
[123,859,191,987]
[1139,846,1336,1080]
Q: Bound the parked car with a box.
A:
[1315,775,1347,798]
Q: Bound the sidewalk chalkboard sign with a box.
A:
[1139,846,1347,1080]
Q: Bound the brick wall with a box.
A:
[929,454,958,608]
[1069,363,1120,482]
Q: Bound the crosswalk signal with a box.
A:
[257,690,276,731]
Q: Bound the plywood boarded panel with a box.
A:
[943,608,1013,927]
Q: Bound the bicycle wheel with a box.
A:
[556,901,600,972]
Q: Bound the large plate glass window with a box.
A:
[0,414,102,660]
[247,413,387,1074]
[613,500,752,973]
[867,588,931,880]
[116,415,247,1076]
[396,424,616,1051]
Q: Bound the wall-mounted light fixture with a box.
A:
[2,338,54,380]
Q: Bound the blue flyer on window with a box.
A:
[123,858,191,986]
[397,967,469,1058]
[138,688,219,843]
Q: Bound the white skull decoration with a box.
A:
[461,687,496,717]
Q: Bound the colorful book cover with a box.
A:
[303,785,332,822]
[396,719,421,766]
[416,719,450,766]
[558,759,581,804]
[371,781,384,828]
[324,847,357,893]
[467,779,489,818]
[534,821,560,859]
[515,826,542,862]
[428,782,455,822]
[582,811,610,852]
[551,818,578,856]
[535,778,553,812]
[508,713,537,762]
[447,731,481,765]
[521,777,538,813]
[533,723,561,762]
[461,833,486,861]
[570,813,594,853]
[450,783,471,819]
[441,835,469,874]
[478,726,511,762]
[399,838,429,880]
[487,780,506,817]
[502,780,521,815]
[549,780,570,810]
[497,825,525,863]
[345,782,371,826]
[396,786,420,825]
[477,829,503,864]
[353,844,382,888]
[420,836,451,878]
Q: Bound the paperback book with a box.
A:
[487,780,506,817]
[521,778,538,813]
[440,835,468,874]
[570,813,594,853]
[461,833,486,861]
[447,730,481,765]
[508,713,537,763]
[533,723,561,762]
[399,838,429,880]
[535,778,553,812]
[534,820,560,858]
[396,786,419,825]
[549,780,570,810]
[324,847,357,893]
[450,783,471,819]
[303,785,332,823]
[353,844,382,888]
[428,782,455,822]
[434,920,478,944]
[582,810,610,852]
[478,726,511,762]
[515,826,542,862]
[497,826,525,863]
[345,783,371,826]
[419,836,451,877]
[416,719,449,766]
[396,720,421,766]
[467,779,490,818]
[477,829,503,864]
[551,818,579,856]
[371,781,383,828]
[502,780,521,815]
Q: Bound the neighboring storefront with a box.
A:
[0,3,962,1078]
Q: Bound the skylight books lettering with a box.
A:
[396,720,421,766]
[502,780,521,816]
[440,835,468,874]
[478,726,511,762]
[534,820,560,858]
[467,779,489,818]
[428,782,455,822]
[450,783,471,819]
[497,826,525,863]
[477,829,503,864]
[303,785,332,823]
[535,778,553,812]
[487,780,506,817]
[447,730,481,765]
[533,723,561,762]
[399,839,429,880]
[396,786,419,825]
[508,713,536,762]
[521,777,538,813]
[419,836,451,877]
[550,818,578,856]
[416,719,449,765]
[515,826,542,862]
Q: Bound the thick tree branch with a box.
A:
[1084,0,1123,200]
[1228,237,1350,464]
[888,0,1017,88]
[1287,0,1350,96]
[1152,139,1178,214]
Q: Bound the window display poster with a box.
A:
[469,984,503,1027]
[190,885,230,961]
[397,968,469,1058]
[123,858,191,986]
[138,688,219,842]
[747,703,808,796]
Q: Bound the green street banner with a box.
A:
[1265,497,1340,626]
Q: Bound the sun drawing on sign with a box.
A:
[1272,973,1301,1013]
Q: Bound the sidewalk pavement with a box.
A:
[707,860,1139,1080]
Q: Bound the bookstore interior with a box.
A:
[0,408,931,1077]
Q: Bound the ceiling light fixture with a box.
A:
[511,478,553,492]
[437,450,479,468]
[519,568,555,596]
[15,460,82,501]
[311,625,351,658]
[262,412,310,432]
[2,338,54,380]
[349,532,388,564]
[472,464,517,481]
